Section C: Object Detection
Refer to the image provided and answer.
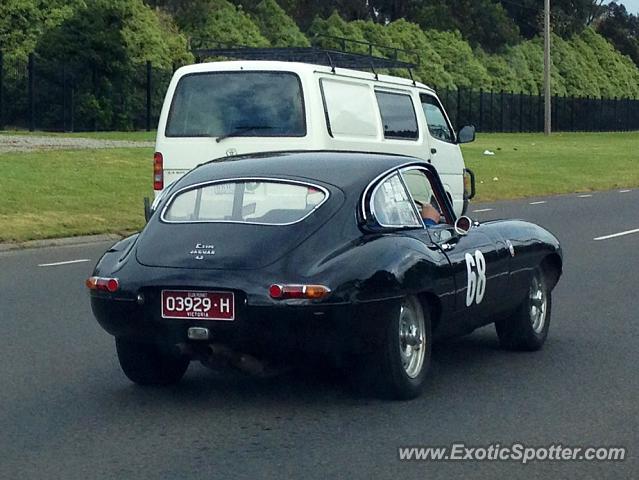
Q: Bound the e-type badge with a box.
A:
[190,243,216,260]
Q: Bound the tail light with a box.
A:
[153,152,164,191]
[269,284,330,300]
[86,276,119,293]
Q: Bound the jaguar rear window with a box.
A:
[162,180,327,225]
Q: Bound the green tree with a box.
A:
[250,0,309,47]
[0,0,80,59]
[308,10,370,53]
[36,0,192,129]
[498,0,605,38]
[172,0,269,48]
[38,0,190,70]
[423,29,493,89]
[597,2,639,68]
[383,19,455,87]
[411,0,520,52]
[277,0,372,30]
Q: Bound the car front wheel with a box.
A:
[495,267,551,351]
[116,338,189,385]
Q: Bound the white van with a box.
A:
[153,60,475,215]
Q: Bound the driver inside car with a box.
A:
[420,203,440,226]
[402,170,442,227]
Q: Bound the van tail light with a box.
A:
[86,276,119,293]
[269,284,331,300]
[153,152,164,191]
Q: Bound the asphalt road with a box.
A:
[1,189,637,480]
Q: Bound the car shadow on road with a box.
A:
[107,325,547,410]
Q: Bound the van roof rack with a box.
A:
[191,35,419,79]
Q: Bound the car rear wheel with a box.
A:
[495,267,551,351]
[116,338,189,385]
[376,296,431,400]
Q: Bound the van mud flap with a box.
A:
[463,168,476,215]
[144,197,151,222]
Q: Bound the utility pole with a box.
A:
[544,0,552,135]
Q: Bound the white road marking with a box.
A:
[619,190,631,193]
[578,194,593,198]
[594,228,639,241]
[38,259,91,267]
[529,201,547,205]
[472,208,493,213]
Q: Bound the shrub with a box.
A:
[176,0,269,48]
[34,0,192,129]
[250,0,309,47]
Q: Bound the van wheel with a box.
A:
[116,338,189,385]
[495,268,551,351]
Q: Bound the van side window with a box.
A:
[320,78,378,138]
[375,91,419,141]
[420,94,454,143]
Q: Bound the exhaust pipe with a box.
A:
[178,342,285,377]
[205,343,267,376]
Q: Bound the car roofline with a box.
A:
[199,149,427,168]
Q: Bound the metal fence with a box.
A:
[1,52,638,132]
[0,53,174,132]
[436,87,639,133]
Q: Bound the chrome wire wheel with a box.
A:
[529,275,547,334]
[398,300,426,379]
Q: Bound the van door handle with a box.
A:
[431,148,437,154]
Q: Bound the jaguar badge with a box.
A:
[190,243,215,260]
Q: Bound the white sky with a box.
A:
[609,0,639,14]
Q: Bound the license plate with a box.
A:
[161,290,234,320]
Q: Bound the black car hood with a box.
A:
[135,191,344,270]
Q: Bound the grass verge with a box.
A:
[462,132,639,202]
[0,132,637,242]
[0,148,151,242]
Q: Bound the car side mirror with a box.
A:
[454,216,473,236]
[457,125,476,144]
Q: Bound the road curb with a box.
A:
[0,234,123,252]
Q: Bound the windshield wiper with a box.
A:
[215,125,274,143]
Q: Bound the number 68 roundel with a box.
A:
[465,250,487,307]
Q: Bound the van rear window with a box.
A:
[162,180,327,225]
[165,72,306,138]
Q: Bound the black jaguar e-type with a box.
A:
[88,151,562,399]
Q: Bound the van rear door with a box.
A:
[155,70,308,192]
